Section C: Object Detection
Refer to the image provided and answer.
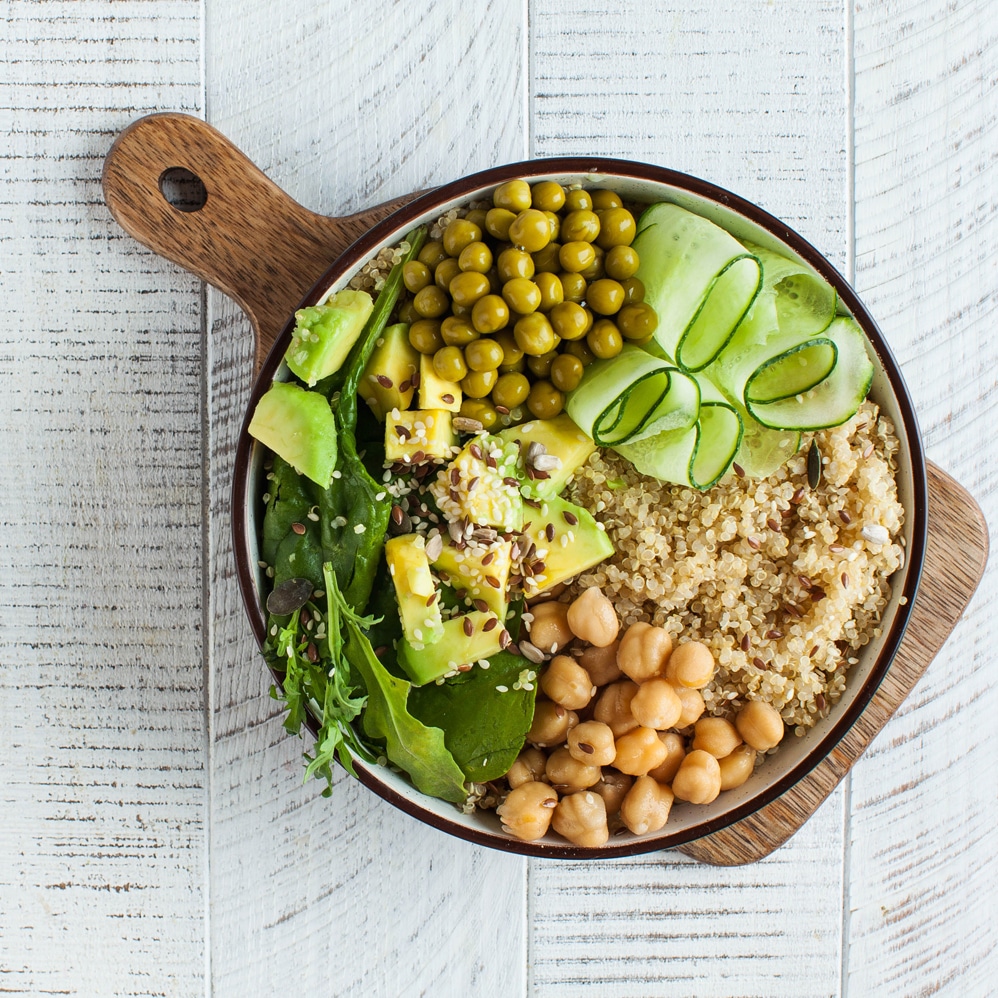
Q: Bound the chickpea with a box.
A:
[527,700,578,747]
[593,680,640,737]
[566,587,619,646]
[630,678,683,731]
[674,685,706,728]
[735,700,786,751]
[620,776,675,836]
[692,716,742,759]
[578,640,622,687]
[591,771,633,816]
[540,655,596,711]
[497,781,558,841]
[671,749,722,805]
[567,720,616,767]
[552,790,609,848]
[647,731,686,784]
[506,746,548,788]
[718,744,757,791]
[616,622,673,683]
[613,725,669,776]
[526,599,575,654]
[545,747,601,791]
[665,640,715,689]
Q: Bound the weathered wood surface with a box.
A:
[2,1,995,996]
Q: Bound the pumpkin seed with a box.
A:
[266,577,314,616]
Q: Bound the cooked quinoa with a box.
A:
[567,400,904,734]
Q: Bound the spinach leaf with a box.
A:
[408,652,539,783]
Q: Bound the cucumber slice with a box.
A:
[566,344,700,446]
[633,203,761,371]
[747,317,874,430]
[732,404,801,478]
[745,241,837,339]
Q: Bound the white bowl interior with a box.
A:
[244,171,920,852]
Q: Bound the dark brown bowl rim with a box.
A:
[232,156,928,859]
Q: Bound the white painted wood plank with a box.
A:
[847,2,998,994]
[203,2,529,994]
[0,2,206,994]
[527,2,851,993]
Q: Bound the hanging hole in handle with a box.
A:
[158,166,208,212]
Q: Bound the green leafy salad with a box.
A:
[247,187,874,811]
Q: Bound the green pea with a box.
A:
[493,330,524,368]
[449,270,491,307]
[458,241,493,274]
[396,298,420,325]
[508,209,552,253]
[559,241,597,274]
[461,368,499,399]
[442,219,483,257]
[459,398,499,429]
[560,209,601,243]
[531,181,566,212]
[605,245,640,281]
[492,372,530,409]
[590,189,623,210]
[617,302,659,341]
[403,260,431,294]
[434,257,461,291]
[513,312,556,357]
[531,242,563,274]
[497,247,535,282]
[493,180,532,212]
[564,338,596,366]
[413,284,450,319]
[535,272,564,312]
[549,301,589,341]
[563,189,593,212]
[485,207,517,241]
[527,349,559,379]
[587,319,623,359]
[465,337,505,371]
[433,345,468,382]
[440,316,480,347]
[408,319,443,354]
[595,207,636,249]
[502,278,542,315]
[587,278,626,316]
[579,245,605,281]
[526,380,565,419]
[418,240,447,269]
[559,271,588,303]
[550,353,584,392]
[471,294,510,334]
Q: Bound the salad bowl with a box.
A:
[103,113,928,859]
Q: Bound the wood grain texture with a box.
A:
[847,2,998,994]
[0,2,206,994]
[202,2,529,995]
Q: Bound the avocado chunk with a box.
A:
[384,409,458,464]
[247,381,337,487]
[498,414,596,499]
[360,322,419,420]
[418,353,462,412]
[431,537,513,619]
[285,289,374,387]
[427,435,522,531]
[520,494,613,596]
[397,611,504,685]
[385,534,444,646]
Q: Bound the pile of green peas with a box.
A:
[395,179,660,428]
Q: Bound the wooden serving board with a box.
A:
[102,113,989,867]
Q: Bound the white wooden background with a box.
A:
[1,1,995,994]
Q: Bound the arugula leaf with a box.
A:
[326,563,468,804]
[408,652,539,783]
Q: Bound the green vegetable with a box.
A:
[248,381,338,487]
[285,289,375,387]
[409,651,539,783]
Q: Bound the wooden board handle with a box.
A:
[102,113,417,371]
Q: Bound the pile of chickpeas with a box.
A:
[397,179,659,430]
[494,587,786,846]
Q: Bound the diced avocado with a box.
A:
[248,381,337,487]
[397,611,504,685]
[385,534,444,645]
[285,289,374,387]
[498,414,596,499]
[418,353,462,412]
[384,409,458,464]
[520,495,613,596]
[360,322,419,421]
[428,436,522,531]
[432,538,512,618]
